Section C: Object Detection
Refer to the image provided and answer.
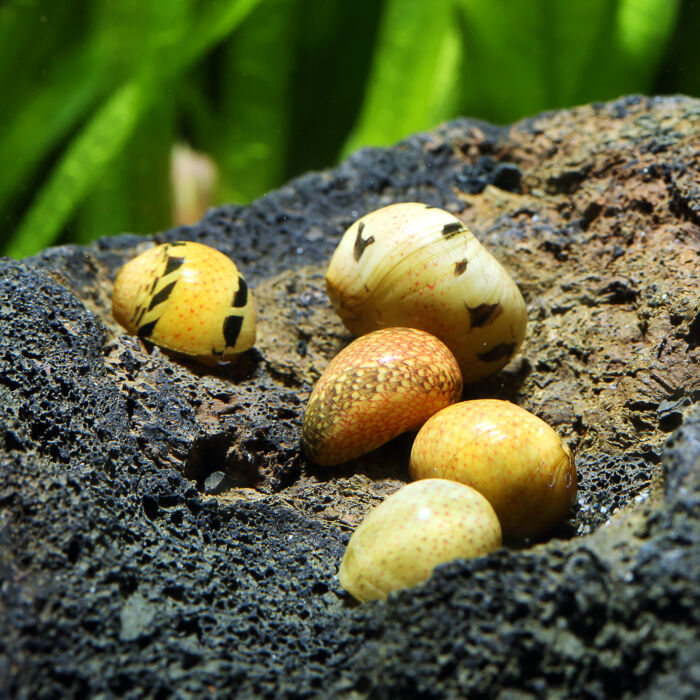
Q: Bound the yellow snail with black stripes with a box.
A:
[325,202,528,383]
[112,241,256,363]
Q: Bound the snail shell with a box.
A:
[409,399,576,540]
[112,241,255,363]
[302,328,462,466]
[339,479,502,602]
[325,202,527,383]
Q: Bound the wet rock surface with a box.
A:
[1,95,699,698]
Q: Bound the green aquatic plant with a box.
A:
[0,0,692,258]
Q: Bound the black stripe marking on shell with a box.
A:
[353,222,375,261]
[138,319,159,339]
[455,259,468,276]
[232,277,248,308]
[441,222,464,238]
[469,302,502,328]
[164,256,185,276]
[148,280,177,310]
[223,315,244,348]
[478,342,515,363]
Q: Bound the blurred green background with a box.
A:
[1,0,697,258]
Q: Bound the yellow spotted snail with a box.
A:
[112,241,255,363]
[339,479,502,602]
[410,399,577,540]
[325,202,528,383]
[301,328,462,466]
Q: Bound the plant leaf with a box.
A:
[342,0,462,155]
[216,0,298,203]
[5,0,263,258]
[285,0,383,176]
[454,0,682,123]
[76,96,176,243]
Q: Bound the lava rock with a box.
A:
[1,95,699,698]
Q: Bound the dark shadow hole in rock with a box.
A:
[176,617,202,638]
[102,458,117,479]
[354,676,372,694]
[184,432,262,494]
[3,429,25,452]
[686,310,700,348]
[158,494,181,509]
[154,686,172,700]
[180,651,202,671]
[66,536,81,564]
[163,584,185,601]
[311,581,329,595]
[142,495,159,521]
[108,673,135,696]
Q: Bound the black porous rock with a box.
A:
[1,95,699,698]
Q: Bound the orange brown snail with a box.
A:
[409,399,577,540]
[338,479,502,602]
[112,241,256,364]
[325,202,528,383]
[301,327,462,466]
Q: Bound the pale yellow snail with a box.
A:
[325,202,527,383]
[301,328,462,466]
[112,241,256,363]
[339,479,502,602]
[409,399,577,540]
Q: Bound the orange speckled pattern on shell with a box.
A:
[409,399,577,540]
[338,479,502,602]
[301,328,462,466]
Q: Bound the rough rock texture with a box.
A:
[1,95,699,698]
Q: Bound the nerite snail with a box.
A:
[339,479,502,602]
[112,241,256,363]
[409,399,577,540]
[302,327,462,466]
[325,202,528,383]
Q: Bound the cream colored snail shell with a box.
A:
[302,327,462,466]
[112,241,256,363]
[325,202,527,383]
[339,479,502,602]
[409,399,577,540]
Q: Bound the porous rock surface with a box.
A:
[1,95,699,698]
